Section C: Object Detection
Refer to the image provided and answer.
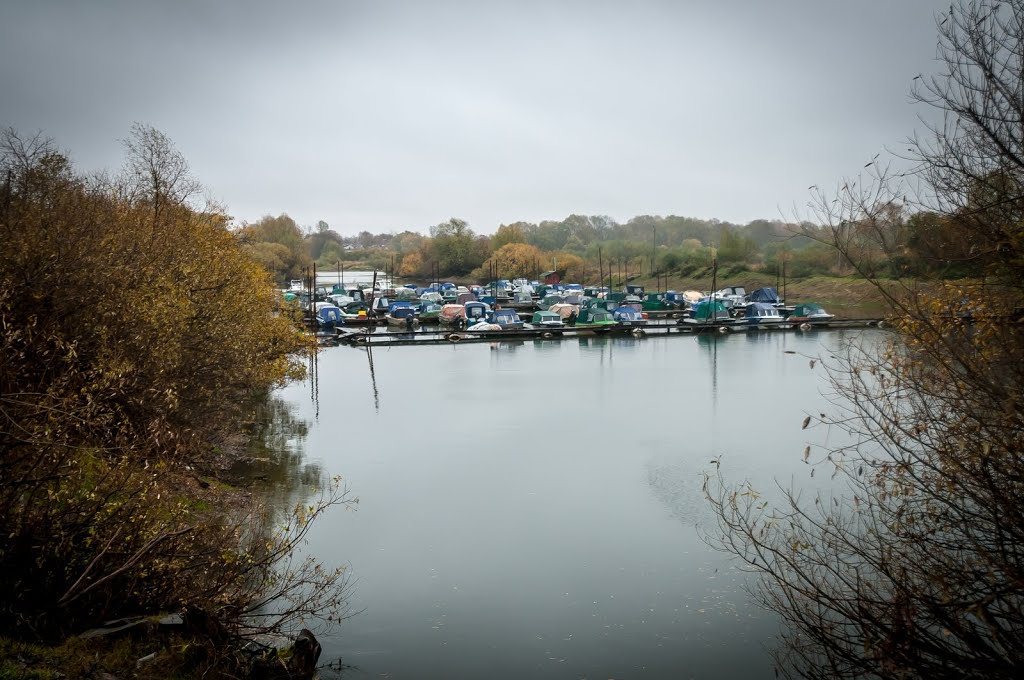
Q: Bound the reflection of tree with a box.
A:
[241,396,324,510]
[231,395,357,641]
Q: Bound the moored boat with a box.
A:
[417,301,443,322]
[385,304,420,329]
[681,299,741,328]
[787,303,835,325]
[438,303,467,327]
[488,308,525,330]
[613,307,647,326]
[548,302,580,321]
[641,292,673,312]
[746,287,785,308]
[742,302,787,327]
[574,307,616,328]
[314,302,344,330]
[463,300,492,326]
[528,311,565,329]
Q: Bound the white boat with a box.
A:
[742,302,787,327]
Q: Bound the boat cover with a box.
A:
[549,303,580,319]
[745,302,779,316]
[747,287,782,304]
[439,304,466,321]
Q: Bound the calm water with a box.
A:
[265,329,877,679]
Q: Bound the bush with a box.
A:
[0,127,352,654]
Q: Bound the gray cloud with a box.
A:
[1,0,948,234]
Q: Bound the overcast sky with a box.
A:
[1,0,948,235]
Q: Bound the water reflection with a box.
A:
[531,338,561,351]
[490,340,524,352]
[264,331,882,680]
[695,333,721,405]
[576,335,616,367]
[363,346,380,413]
[239,396,324,510]
[308,347,320,420]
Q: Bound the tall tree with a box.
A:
[707,3,1024,678]
[431,217,481,275]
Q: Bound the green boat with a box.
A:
[584,297,618,312]
[681,299,740,328]
[788,303,835,325]
[574,307,617,327]
[417,301,443,322]
[529,310,565,329]
[641,292,673,311]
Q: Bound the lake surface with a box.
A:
[265,328,877,679]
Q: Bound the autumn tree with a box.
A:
[0,126,351,658]
[492,222,527,249]
[400,251,425,276]
[706,3,1024,678]
[548,250,586,282]
[477,242,543,279]
[238,212,308,283]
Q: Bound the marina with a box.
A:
[333,317,885,346]
[297,269,886,347]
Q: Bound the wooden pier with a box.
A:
[333,318,886,347]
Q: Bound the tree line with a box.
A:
[241,204,985,287]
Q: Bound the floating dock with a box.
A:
[333,318,886,347]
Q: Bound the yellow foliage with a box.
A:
[483,243,543,278]
[0,127,319,641]
[400,251,424,276]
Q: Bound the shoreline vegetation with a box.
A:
[0,126,353,679]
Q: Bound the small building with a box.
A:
[540,270,561,285]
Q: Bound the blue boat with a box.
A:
[463,300,492,325]
[612,307,647,326]
[742,302,786,327]
[385,304,419,328]
[314,303,344,330]
[489,308,525,330]
[746,287,785,307]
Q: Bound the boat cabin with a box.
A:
[315,303,343,328]
[625,284,645,297]
[530,311,564,328]
[743,302,784,324]
[489,308,524,329]
[613,307,647,325]
[464,301,491,324]
[642,292,671,311]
